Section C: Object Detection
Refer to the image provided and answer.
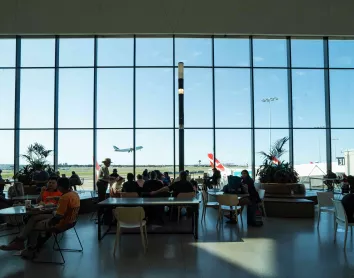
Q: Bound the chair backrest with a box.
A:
[177,192,196,198]
[257,189,265,200]
[217,194,239,206]
[120,192,139,198]
[317,192,334,207]
[332,199,348,224]
[113,207,145,223]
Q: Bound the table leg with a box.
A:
[194,205,199,240]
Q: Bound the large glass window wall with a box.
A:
[1,36,352,190]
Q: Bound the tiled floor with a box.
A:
[0,207,353,278]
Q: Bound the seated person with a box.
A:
[151,171,194,197]
[69,171,81,191]
[110,177,125,197]
[142,171,164,195]
[136,174,145,188]
[32,165,49,192]
[342,193,354,223]
[0,178,80,259]
[110,169,120,179]
[0,169,4,182]
[163,172,171,186]
[324,170,337,191]
[122,173,140,193]
[37,177,62,205]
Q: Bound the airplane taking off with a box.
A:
[113,145,143,153]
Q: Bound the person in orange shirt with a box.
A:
[0,178,80,259]
[37,176,62,205]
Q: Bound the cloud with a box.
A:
[152,51,160,57]
[298,116,304,121]
[295,71,306,76]
[253,56,264,62]
[193,51,202,57]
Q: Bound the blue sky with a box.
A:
[1,37,354,167]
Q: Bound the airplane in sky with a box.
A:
[113,145,143,153]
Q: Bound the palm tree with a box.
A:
[198,160,201,166]
[259,137,289,164]
[21,143,52,167]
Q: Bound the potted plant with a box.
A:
[257,137,302,194]
[14,143,54,185]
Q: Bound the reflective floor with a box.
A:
[0,207,353,278]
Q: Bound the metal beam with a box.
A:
[286,37,294,166]
[133,35,136,177]
[250,36,256,179]
[323,37,332,171]
[53,36,59,170]
[14,36,21,174]
[212,36,216,167]
[173,35,176,178]
[93,36,98,189]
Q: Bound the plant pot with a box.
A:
[260,183,306,195]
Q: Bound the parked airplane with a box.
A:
[113,145,143,153]
[207,153,234,186]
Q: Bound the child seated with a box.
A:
[37,177,62,205]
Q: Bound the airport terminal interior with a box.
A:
[1,1,354,277]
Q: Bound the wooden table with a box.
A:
[97,197,200,240]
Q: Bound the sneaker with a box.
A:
[0,238,25,251]
[20,248,36,260]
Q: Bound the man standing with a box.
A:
[97,158,115,202]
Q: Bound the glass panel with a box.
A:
[97,69,133,128]
[175,38,212,66]
[136,129,174,176]
[136,38,173,66]
[330,129,354,175]
[19,130,54,166]
[0,131,14,179]
[184,129,213,176]
[0,69,15,128]
[255,129,289,168]
[20,69,54,128]
[58,130,93,190]
[214,38,250,67]
[97,38,133,66]
[330,70,354,127]
[254,69,288,128]
[292,69,325,127]
[21,39,55,67]
[59,38,94,67]
[136,68,173,127]
[58,69,94,128]
[0,39,16,67]
[291,39,324,68]
[215,69,251,127]
[293,129,327,188]
[216,129,252,178]
[175,68,213,128]
[329,40,354,68]
[253,39,287,67]
[97,129,133,179]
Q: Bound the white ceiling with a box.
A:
[0,0,354,36]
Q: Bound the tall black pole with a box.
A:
[178,62,184,172]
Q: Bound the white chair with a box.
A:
[113,207,147,255]
[216,194,242,227]
[177,192,196,223]
[317,192,335,228]
[201,190,219,222]
[257,189,267,217]
[332,199,354,250]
